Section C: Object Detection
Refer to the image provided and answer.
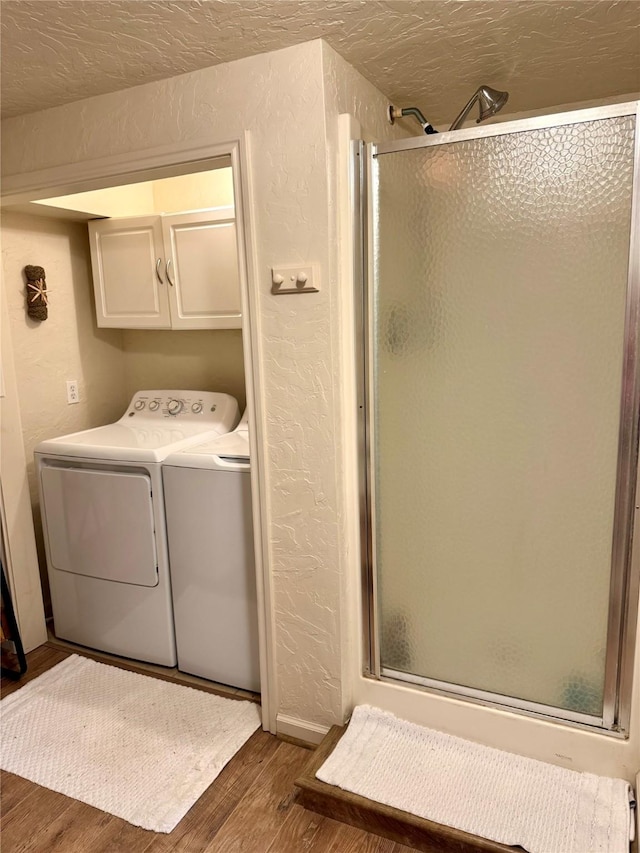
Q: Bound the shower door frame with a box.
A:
[358,101,640,735]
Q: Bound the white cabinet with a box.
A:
[161,211,242,330]
[88,208,242,330]
[89,216,170,329]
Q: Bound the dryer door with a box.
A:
[41,465,158,587]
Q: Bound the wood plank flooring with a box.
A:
[0,644,415,853]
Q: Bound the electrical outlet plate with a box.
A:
[66,380,79,404]
[271,265,319,294]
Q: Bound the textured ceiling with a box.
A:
[1,1,639,124]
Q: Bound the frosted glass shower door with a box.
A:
[369,114,637,723]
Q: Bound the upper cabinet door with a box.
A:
[88,217,171,329]
[161,208,242,330]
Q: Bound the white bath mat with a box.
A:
[0,654,261,832]
[317,705,635,853]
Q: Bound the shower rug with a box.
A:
[0,654,260,832]
[317,705,636,853]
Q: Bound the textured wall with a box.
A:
[1,211,129,609]
[273,44,410,724]
[1,41,350,725]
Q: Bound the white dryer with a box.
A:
[35,390,239,666]
[163,413,260,692]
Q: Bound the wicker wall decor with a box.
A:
[24,265,49,321]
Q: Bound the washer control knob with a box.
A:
[148,400,160,411]
[167,399,183,415]
[191,402,203,414]
[134,400,145,411]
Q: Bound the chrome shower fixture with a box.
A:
[449,85,509,131]
[388,105,438,135]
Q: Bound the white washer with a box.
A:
[162,413,260,692]
[35,390,239,666]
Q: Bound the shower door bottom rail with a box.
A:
[380,667,621,734]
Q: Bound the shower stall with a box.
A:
[357,102,640,736]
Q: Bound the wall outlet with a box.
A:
[66,380,79,404]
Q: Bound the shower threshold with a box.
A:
[296,725,518,853]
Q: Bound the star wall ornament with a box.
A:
[28,278,49,304]
[24,265,49,321]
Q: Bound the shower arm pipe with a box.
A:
[388,105,438,135]
[449,91,481,131]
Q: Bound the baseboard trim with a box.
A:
[276,713,330,746]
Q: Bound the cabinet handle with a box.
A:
[166,259,175,287]
[155,258,165,285]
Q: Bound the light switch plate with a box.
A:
[271,265,319,294]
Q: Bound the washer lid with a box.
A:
[34,390,240,463]
[163,418,250,470]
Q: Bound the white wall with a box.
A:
[34,182,156,217]
[152,168,234,213]
[2,213,129,455]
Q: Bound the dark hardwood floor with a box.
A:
[1,643,415,853]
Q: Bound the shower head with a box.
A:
[477,86,509,121]
[449,85,509,131]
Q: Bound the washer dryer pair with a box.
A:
[35,391,239,666]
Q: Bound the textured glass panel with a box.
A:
[372,117,635,716]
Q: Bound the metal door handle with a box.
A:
[155,258,164,284]
[166,259,175,286]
